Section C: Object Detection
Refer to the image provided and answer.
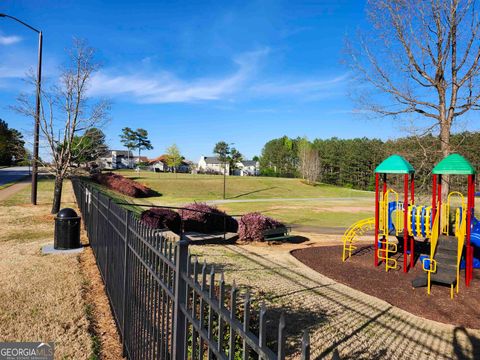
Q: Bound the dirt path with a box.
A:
[191,234,480,359]
[0,177,30,201]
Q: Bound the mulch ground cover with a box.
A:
[292,244,480,329]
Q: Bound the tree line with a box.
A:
[259,132,480,192]
[0,119,27,166]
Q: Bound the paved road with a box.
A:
[0,166,31,186]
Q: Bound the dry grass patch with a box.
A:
[0,180,95,359]
[78,231,124,360]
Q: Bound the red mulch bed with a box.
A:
[292,245,480,329]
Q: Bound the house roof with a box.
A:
[204,156,223,164]
[241,160,257,166]
[150,154,190,166]
[149,155,169,164]
[375,155,415,174]
[432,154,476,175]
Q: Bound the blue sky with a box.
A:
[1,0,479,161]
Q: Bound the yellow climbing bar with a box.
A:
[377,239,398,271]
[456,205,467,295]
[342,217,375,262]
[445,191,466,235]
[423,204,440,295]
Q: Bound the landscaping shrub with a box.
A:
[140,208,181,233]
[238,212,284,242]
[91,172,154,198]
[182,203,238,233]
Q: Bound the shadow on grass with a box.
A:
[228,187,277,199]
[146,189,162,198]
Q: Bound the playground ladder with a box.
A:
[342,217,375,262]
[377,237,398,271]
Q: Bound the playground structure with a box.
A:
[342,153,478,298]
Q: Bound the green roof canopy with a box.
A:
[375,155,415,174]
[432,154,476,175]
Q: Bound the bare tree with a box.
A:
[298,137,309,180]
[298,139,321,185]
[349,0,480,197]
[305,148,321,185]
[16,39,109,213]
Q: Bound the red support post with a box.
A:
[432,175,437,223]
[374,173,380,267]
[379,174,387,265]
[472,175,476,283]
[437,175,442,238]
[411,174,415,205]
[466,175,474,285]
[410,174,415,269]
[403,174,409,272]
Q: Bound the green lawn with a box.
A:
[115,170,372,203]
[217,199,373,227]
[1,177,56,206]
[107,171,374,228]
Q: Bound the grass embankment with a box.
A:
[112,171,374,227]
[115,170,371,202]
[0,178,119,359]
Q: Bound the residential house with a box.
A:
[133,156,149,165]
[97,150,134,169]
[234,160,260,176]
[197,156,229,175]
[150,155,192,173]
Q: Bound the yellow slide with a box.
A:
[342,217,375,262]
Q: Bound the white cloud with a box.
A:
[250,73,350,97]
[88,49,349,104]
[89,48,270,104]
[0,35,22,45]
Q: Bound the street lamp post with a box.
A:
[0,14,42,205]
[222,142,234,200]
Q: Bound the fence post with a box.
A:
[95,189,99,244]
[122,210,131,357]
[173,240,189,360]
[301,329,310,360]
[105,197,111,285]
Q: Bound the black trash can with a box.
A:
[54,208,81,249]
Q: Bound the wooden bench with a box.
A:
[263,226,292,241]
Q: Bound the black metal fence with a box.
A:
[72,178,311,360]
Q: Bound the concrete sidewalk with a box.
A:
[0,177,31,202]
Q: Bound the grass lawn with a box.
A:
[110,170,374,227]
[0,182,16,190]
[115,170,372,202]
[0,178,100,358]
[0,175,29,190]
[217,199,373,227]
